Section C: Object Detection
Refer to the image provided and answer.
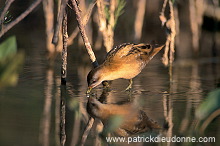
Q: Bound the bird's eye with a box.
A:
[140,46,147,49]
[140,45,151,49]
[91,103,96,107]
[146,45,151,49]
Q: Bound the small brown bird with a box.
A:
[87,43,164,93]
[87,97,161,136]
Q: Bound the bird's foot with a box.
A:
[102,81,111,88]
[125,86,132,92]
[125,79,133,91]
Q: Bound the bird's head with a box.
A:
[137,43,164,61]
[86,97,103,118]
[87,67,104,93]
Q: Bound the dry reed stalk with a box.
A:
[189,0,204,55]
[205,1,220,21]
[134,0,146,42]
[77,0,93,46]
[43,0,56,58]
[54,0,64,53]
[71,0,99,144]
[52,0,68,45]
[71,0,98,67]
[0,0,42,38]
[61,10,68,85]
[67,1,97,46]
[160,0,176,66]
[173,3,180,50]
[96,0,116,52]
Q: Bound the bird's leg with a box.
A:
[125,79,133,91]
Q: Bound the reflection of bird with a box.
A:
[87,97,161,136]
[87,43,164,93]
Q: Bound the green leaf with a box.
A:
[0,36,17,60]
[0,36,24,88]
[101,115,123,135]
[114,0,126,28]
[0,52,24,88]
[195,89,220,120]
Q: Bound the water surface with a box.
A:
[0,45,220,146]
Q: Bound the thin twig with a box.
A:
[159,0,168,26]
[0,0,15,25]
[71,0,98,67]
[67,1,97,46]
[52,0,68,45]
[80,117,95,146]
[161,0,168,15]
[0,0,42,38]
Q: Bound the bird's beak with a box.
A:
[86,86,93,94]
[149,44,164,59]
[153,44,164,53]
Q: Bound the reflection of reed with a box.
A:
[65,83,89,146]
[94,120,103,146]
[180,62,202,134]
[39,69,53,146]
[162,94,173,146]
[54,77,61,146]
[70,112,81,146]
[163,64,174,146]
[179,95,192,134]
[60,85,66,146]
[81,117,95,145]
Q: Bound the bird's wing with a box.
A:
[104,43,154,65]
[129,110,161,134]
[125,43,153,57]
[105,43,133,61]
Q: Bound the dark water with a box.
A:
[0,42,220,146]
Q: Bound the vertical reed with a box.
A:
[61,10,68,85]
